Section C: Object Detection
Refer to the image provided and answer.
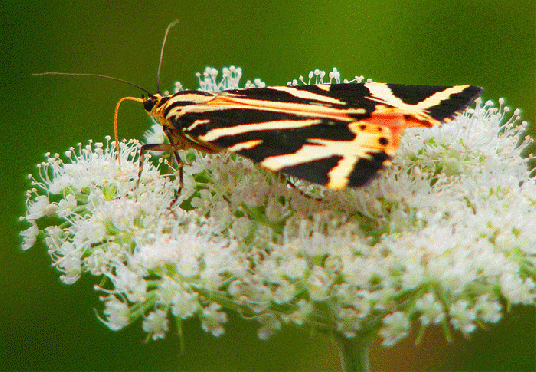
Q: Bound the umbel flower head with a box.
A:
[21,67,536,351]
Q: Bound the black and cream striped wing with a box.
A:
[187,113,392,189]
[163,83,483,189]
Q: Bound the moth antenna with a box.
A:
[34,72,151,168]
[156,19,180,93]
[33,72,152,96]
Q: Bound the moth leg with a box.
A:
[136,143,175,190]
[136,143,184,210]
[167,150,184,210]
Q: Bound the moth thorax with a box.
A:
[167,91,216,106]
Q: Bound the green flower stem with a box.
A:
[334,331,376,372]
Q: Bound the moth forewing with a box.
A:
[144,82,483,190]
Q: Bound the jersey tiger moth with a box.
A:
[37,21,483,196]
[138,81,483,191]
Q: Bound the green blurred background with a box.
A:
[2,1,534,370]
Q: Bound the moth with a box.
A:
[139,81,483,191]
[37,21,483,196]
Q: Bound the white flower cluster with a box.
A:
[21,68,536,345]
[287,67,368,86]
[196,66,266,92]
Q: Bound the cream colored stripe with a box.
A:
[167,93,215,106]
[227,140,263,152]
[414,85,469,109]
[261,138,374,171]
[326,156,358,189]
[364,83,469,120]
[316,84,331,91]
[199,119,323,142]
[185,119,210,131]
[269,85,343,104]
[171,101,353,120]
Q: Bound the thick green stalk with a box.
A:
[334,332,376,372]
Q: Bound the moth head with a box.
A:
[142,93,164,114]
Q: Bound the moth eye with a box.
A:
[359,124,367,130]
[143,98,156,112]
[378,137,389,146]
